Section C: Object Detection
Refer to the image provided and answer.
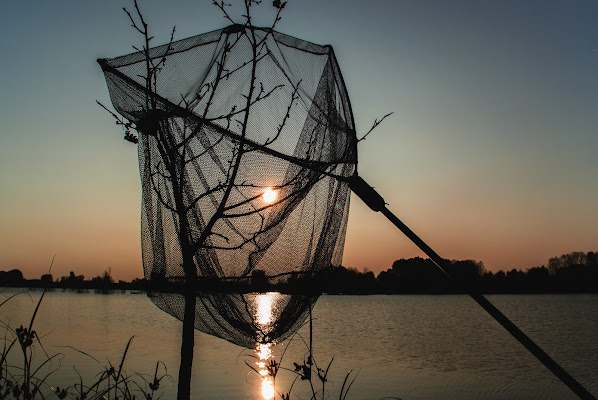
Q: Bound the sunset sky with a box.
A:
[1,0,597,281]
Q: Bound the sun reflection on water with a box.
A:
[256,292,276,327]
[256,343,275,399]
[254,293,277,399]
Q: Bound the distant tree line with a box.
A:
[1,251,597,294]
[369,253,597,294]
[0,268,148,292]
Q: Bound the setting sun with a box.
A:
[262,188,278,205]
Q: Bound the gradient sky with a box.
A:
[1,0,597,281]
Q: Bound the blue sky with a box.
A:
[1,0,597,280]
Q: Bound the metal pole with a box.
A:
[349,174,596,400]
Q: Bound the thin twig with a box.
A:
[358,112,394,142]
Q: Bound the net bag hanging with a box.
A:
[99,24,357,348]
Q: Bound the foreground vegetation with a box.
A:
[0,289,170,399]
[2,251,597,294]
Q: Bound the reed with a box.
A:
[0,289,170,400]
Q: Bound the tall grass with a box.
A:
[0,288,170,399]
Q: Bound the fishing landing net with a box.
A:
[99,25,357,348]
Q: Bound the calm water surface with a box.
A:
[2,290,597,399]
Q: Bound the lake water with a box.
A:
[2,290,597,399]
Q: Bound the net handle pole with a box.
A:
[348,174,597,400]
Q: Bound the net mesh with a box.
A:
[100,25,357,348]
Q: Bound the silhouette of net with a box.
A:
[99,25,356,347]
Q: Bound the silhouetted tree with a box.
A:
[40,273,53,287]
[506,268,526,292]
[548,251,587,275]
[0,269,24,285]
[586,251,598,265]
[60,271,85,288]
[444,259,485,289]
[102,2,304,398]
[90,268,115,292]
[554,264,598,293]
[525,266,551,293]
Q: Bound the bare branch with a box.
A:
[207,231,231,243]
[183,136,226,166]
[123,6,144,35]
[133,0,147,30]
[150,171,177,213]
[212,1,236,25]
[183,183,227,213]
[150,25,177,76]
[198,43,233,119]
[264,80,301,146]
[96,100,138,144]
[219,52,268,83]
[151,161,172,181]
[205,82,283,124]
[358,112,394,142]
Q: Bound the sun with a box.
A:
[262,188,278,205]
